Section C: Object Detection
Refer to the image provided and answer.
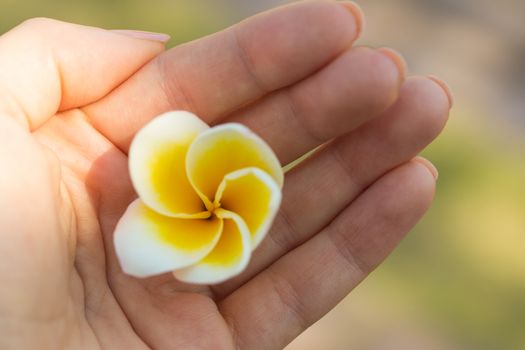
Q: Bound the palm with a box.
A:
[0,2,450,350]
[30,107,234,348]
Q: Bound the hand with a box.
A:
[0,2,451,349]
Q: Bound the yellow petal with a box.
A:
[215,167,281,249]
[129,111,209,218]
[173,209,251,284]
[185,123,284,207]
[114,199,223,277]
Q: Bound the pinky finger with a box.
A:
[219,158,437,350]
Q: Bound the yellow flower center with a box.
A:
[202,196,222,218]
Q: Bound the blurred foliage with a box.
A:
[2,1,524,349]
[374,111,525,350]
[0,0,234,46]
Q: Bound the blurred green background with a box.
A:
[2,0,524,349]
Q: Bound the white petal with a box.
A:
[215,167,281,249]
[114,199,223,277]
[173,209,251,284]
[129,111,209,218]
[185,123,284,206]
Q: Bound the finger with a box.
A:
[84,0,363,151]
[213,76,450,296]
[219,159,437,350]
[0,18,167,130]
[227,46,406,164]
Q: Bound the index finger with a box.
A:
[84,1,363,151]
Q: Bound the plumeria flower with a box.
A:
[114,111,283,284]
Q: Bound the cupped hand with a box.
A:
[0,2,451,349]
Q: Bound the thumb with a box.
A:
[0,18,169,130]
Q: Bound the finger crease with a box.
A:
[50,46,65,115]
[266,269,310,332]
[0,89,31,130]
[326,222,370,277]
[270,208,302,252]
[330,140,365,192]
[156,52,200,115]
[231,27,268,96]
[282,89,326,144]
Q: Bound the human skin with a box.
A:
[0,1,451,349]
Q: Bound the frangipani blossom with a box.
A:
[114,111,283,284]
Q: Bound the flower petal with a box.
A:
[185,123,284,207]
[215,167,281,249]
[114,199,223,277]
[173,209,251,284]
[129,111,209,218]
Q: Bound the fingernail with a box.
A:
[340,1,365,38]
[112,30,171,43]
[378,47,407,83]
[428,75,454,108]
[414,157,439,180]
